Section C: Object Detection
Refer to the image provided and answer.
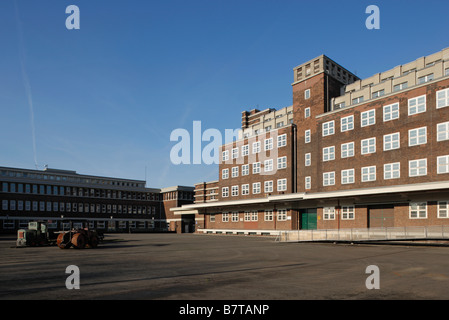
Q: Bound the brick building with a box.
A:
[173,47,449,234]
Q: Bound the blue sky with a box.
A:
[1,0,448,188]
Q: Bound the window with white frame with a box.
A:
[253,162,261,174]
[253,141,261,154]
[409,127,427,146]
[305,153,311,166]
[437,155,449,174]
[277,179,287,191]
[222,212,229,222]
[322,121,335,136]
[232,147,239,159]
[341,142,354,158]
[277,134,287,147]
[372,89,385,99]
[418,74,434,84]
[408,95,426,115]
[383,103,399,122]
[437,88,449,109]
[241,144,249,156]
[437,122,449,141]
[264,180,273,193]
[323,172,335,186]
[242,164,249,176]
[323,207,335,220]
[240,183,249,195]
[231,212,239,222]
[361,109,375,127]
[244,211,251,221]
[253,182,261,194]
[409,158,427,177]
[393,82,408,92]
[305,129,311,143]
[222,187,229,197]
[222,150,229,162]
[305,89,311,99]
[341,206,355,220]
[264,138,273,151]
[341,169,355,184]
[361,137,376,154]
[438,201,449,218]
[305,107,311,118]
[277,209,287,221]
[231,185,239,196]
[304,176,311,190]
[361,166,376,182]
[232,166,239,178]
[352,96,364,105]
[446,68,449,76]
[222,169,229,179]
[264,210,273,221]
[250,211,258,221]
[384,132,400,151]
[410,202,427,219]
[341,115,354,132]
[277,156,287,169]
[323,146,335,161]
[264,159,273,172]
[384,162,400,180]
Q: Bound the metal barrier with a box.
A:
[275,225,449,242]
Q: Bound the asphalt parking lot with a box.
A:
[1,233,449,300]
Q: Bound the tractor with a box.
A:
[56,222,104,249]
[16,221,58,247]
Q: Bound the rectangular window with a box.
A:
[410,202,427,219]
[222,187,229,197]
[361,137,376,154]
[361,166,376,182]
[277,134,287,147]
[341,169,355,184]
[408,95,426,115]
[437,155,449,174]
[383,132,400,151]
[341,115,354,132]
[437,122,449,141]
[231,212,239,222]
[384,162,400,180]
[251,211,258,221]
[361,109,376,127]
[277,179,287,192]
[242,184,249,195]
[222,169,229,179]
[241,144,249,156]
[323,172,335,186]
[244,212,251,221]
[418,74,434,84]
[305,107,311,118]
[231,185,239,196]
[232,166,239,178]
[305,176,311,190]
[253,182,261,194]
[253,162,261,174]
[409,127,427,146]
[253,141,261,154]
[305,130,311,143]
[222,213,229,222]
[222,150,229,162]
[264,159,273,172]
[264,181,273,193]
[2,200,7,210]
[232,147,238,159]
[305,153,311,167]
[323,146,335,161]
[409,159,427,177]
[277,209,287,221]
[323,207,335,220]
[242,164,249,176]
[341,142,354,158]
[352,96,364,105]
[393,82,408,92]
[383,103,399,122]
[264,138,273,151]
[322,121,335,136]
[341,206,355,220]
[305,89,311,99]
[264,210,273,221]
[372,89,385,99]
[446,68,449,76]
[438,201,449,218]
[277,156,287,169]
[437,88,449,109]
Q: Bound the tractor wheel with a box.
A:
[71,233,86,249]
[87,236,99,248]
[57,233,72,249]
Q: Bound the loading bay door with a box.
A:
[301,209,317,230]
[368,205,394,228]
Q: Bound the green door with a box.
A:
[301,210,317,230]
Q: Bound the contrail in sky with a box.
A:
[14,0,38,169]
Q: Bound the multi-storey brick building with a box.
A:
[173,47,449,234]
[0,166,194,233]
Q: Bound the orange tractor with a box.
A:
[56,222,103,249]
